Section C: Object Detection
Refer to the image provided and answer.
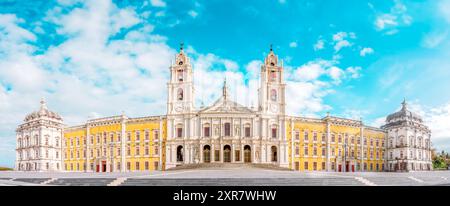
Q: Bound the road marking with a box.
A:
[408,176,424,183]
[354,177,377,186]
[441,177,448,180]
[108,177,127,186]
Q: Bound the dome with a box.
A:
[24,98,62,122]
[385,99,423,123]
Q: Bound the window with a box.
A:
[127,162,131,171]
[154,130,159,140]
[295,146,299,156]
[145,131,149,140]
[304,131,309,141]
[110,134,114,142]
[127,145,131,156]
[224,123,231,136]
[145,146,149,156]
[245,127,251,137]
[145,162,149,170]
[304,147,309,156]
[117,148,121,156]
[55,137,59,147]
[313,147,317,156]
[270,70,277,81]
[136,162,140,170]
[272,128,277,138]
[322,133,326,142]
[178,70,183,82]
[313,132,317,141]
[136,131,140,142]
[136,146,140,156]
[331,134,335,142]
[177,128,183,138]
[127,133,131,141]
[177,88,183,100]
[313,162,317,171]
[117,134,121,142]
[154,145,159,155]
[338,135,342,143]
[304,162,309,170]
[270,89,277,101]
[204,126,210,137]
[322,148,325,156]
[322,162,326,170]
[295,132,300,140]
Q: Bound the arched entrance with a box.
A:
[223,145,231,163]
[177,145,184,162]
[271,146,277,162]
[203,145,211,163]
[244,145,251,163]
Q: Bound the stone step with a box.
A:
[120,178,364,186]
[48,178,115,186]
[167,163,291,171]
[13,178,51,184]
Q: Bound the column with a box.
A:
[86,124,90,172]
[231,144,235,163]
[241,144,244,163]
[211,143,215,163]
[220,143,224,163]
[159,117,163,170]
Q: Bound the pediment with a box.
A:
[199,97,254,114]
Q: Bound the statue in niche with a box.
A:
[235,126,240,136]
[215,125,219,136]
[255,151,260,162]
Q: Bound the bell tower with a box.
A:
[167,43,195,115]
[258,45,286,115]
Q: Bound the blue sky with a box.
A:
[1,0,450,167]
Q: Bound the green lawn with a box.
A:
[0,167,13,171]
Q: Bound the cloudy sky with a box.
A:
[1,0,450,167]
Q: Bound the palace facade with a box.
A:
[15,47,433,172]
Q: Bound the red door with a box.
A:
[338,165,342,172]
[96,165,99,172]
[346,162,349,172]
[102,161,107,172]
[352,165,355,172]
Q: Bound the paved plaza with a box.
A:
[1,166,450,186]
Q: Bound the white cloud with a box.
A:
[345,66,362,79]
[332,32,353,52]
[188,10,198,18]
[150,0,166,7]
[374,0,412,34]
[313,39,324,51]
[421,30,448,48]
[289,41,297,48]
[360,47,374,56]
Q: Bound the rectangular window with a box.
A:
[117,148,121,156]
[313,147,317,156]
[295,132,300,140]
[295,162,299,170]
[272,128,277,138]
[204,127,210,137]
[177,128,183,138]
[313,132,317,141]
[295,146,299,156]
[304,131,308,141]
[331,134,335,142]
[313,162,317,171]
[145,131,149,140]
[145,161,149,170]
[127,133,131,141]
[304,147,309,156]
[136,146,140,156]
[136,131,140,142]
[154,162,159,170]
[245,127,251,137]
[154,145,159,155]
[322,148,326,156]
[224,123,231,136]
[235,150,240,162]
[154,130,159,140]
[304,162,309,170]
[136,162,140,170]
[322,162,326,170]
[127,162,130,171]
[110,134,114,142]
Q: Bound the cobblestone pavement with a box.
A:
[1,168,450,186]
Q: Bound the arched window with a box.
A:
[177,69,183,81]
[177,145,184,162]
[270,89,277,101]
[177,88,183,101]
[270,70,277,81]
[271,125,278,138]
